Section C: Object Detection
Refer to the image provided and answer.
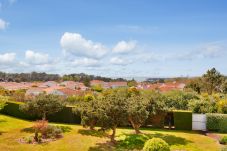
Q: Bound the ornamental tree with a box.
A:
[127,94,149,134]
[97,88,128,143]
[20,94,64,120]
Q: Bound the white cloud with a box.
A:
[112,40,137,54]
[110,57,131,66]
[0,18,9,30]
[60,32,107,59]
[0,53,16,64]
[72,58,99,67]
[199,44,224,58]
[25,50,50,65]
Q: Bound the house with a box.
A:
[60,81,88,90]
[0,82,31,90]
[90,80,111,89]
[39,81,58,88]
[25,87,45,96]
[136,81,186,92]
[108,82,127,88]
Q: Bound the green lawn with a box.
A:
[0,114,222,151]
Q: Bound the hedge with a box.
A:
[206,113,227,132]
[173,110,192,130]
[0,101,81,124]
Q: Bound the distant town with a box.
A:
[0,71,187,99]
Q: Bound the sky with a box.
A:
[0,0,227,78]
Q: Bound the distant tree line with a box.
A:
[0,72,60,82]
[62,73,127,86]
[0,71,127,83]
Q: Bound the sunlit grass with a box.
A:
[0,114,221,151]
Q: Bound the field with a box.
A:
[0,114,223,151]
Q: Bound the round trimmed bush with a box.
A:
[220,136,227,145]
[143,138,170,151]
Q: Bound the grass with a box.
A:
[0,114,221,151]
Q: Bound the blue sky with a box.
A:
[0,0,227,78]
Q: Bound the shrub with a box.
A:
[24,136,34,144]
[206,113,227,132]
[33,120,63,141]
[143,138,170,151]
[220,136,227,145]
[173,110,192,130]
[45,125,63,138]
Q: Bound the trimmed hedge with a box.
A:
[206,113,227,132]
[173,110,192,130]
[0,101,81,124]
[0,101,37,120]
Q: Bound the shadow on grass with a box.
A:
[21,125,72,134]
[78,129,109,138]
[89,132,192,151]
[21,127,34,133]
[57,126,72,133]
[0,119,7,123]
[0,131,6,135]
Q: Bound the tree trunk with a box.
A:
[110,127,116,143]
[42,113,46,120]
[34,131,38,142]
[89,120,96,130]
[129,118,142,134]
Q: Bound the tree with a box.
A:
[188,94,218,113]
[185,78,203,94]
[127,79,137,87]
[163,90,199,110]
[202,68,223,94]
[221,80,227,94]
[91,84,103,92]
[75,99,99,130]
[127,94,149,134]
[20,94,64,120]
[97,88,128,143]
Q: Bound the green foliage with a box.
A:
[0,101,81,123]
[217,99,227,114]
[33,120,62,140]
[206,113,227,132]
[84,94,94,101]
[45,125,63,138]
[91,84,103,92]
[47,106,81,123]
[185,78,203,94]
[143,138,170,151]
[202,68,224,94]
[0,101,37,120]
[173,110,192,130]
[20,94,64,120]
[0,95,11,110]
[220,136,227,145]
[97,88,129,142]
[0,71,60,82]
[127,79,137,87]
[75,99,99,130]
[65,95,84,105]
[222,80,227,94]
[163,90,199,110]
[127,94,149,133]
[189,98,216,113]
[24,136,34,144]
